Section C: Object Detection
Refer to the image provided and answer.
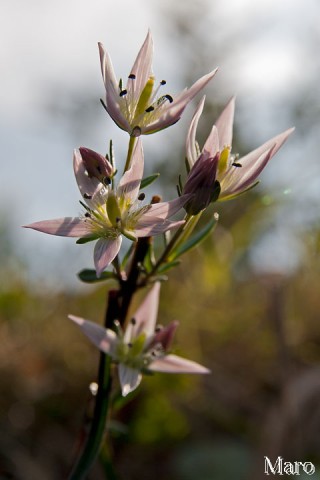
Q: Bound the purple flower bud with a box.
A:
[183,152,220,215]
[79,147,114,183]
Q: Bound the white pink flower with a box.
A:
[69,282,210,396]
[98,30,218,136]
[185,96,295,204]
[24,139,188,277]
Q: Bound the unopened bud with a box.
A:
[79,147,114,183]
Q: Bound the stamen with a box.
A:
[131,318,136,325]
[83,193,92,199]
[119,89,127,97]
[103,176,111,185]
[128,73,136,80]
[164,94,173,103]
[138,193,145,201]
[128,342,133,348]
[160,80,166,85]
[232,162,242,168]
[84,212,91,218]
[145,106,155,113]
[155,326,163,332]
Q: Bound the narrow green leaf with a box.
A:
[76,235,99,244]
[157,260,181,274]
[218,181,260,202]
[78,269,117,283]
[140,173,160,189]
[172,213,219,259]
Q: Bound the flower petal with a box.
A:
[148,321,179,350]
[219,127,294,200]
[239,127,295,166]
[142,195,190,220]
[143,69,218,135]
[130,282,161,338]
[126,30,153,100]
[118,364,142,397]
[219,148,273,199]
[201,126,219,165]
[98,42,131,132]
[23,217,89,237]
[118,138,144,203]
[94,236,122,277]
[149,354,210,374]
[134,219,185,237]
[73,149,106,205]
[186,96,205,167]
[214,96,235,148]
[68,314,117,355]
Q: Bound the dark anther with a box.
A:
[155,326,162,332]
[115,217,121,224]
[160,80,166,85]
[103,176,111,185]
[131,318,136,325]
[83,193,92,199]
[85,212,91,218]
[145,106,155,113]
[232,162,242,168]
[128,73,136,79]
[165,94,173,103]
[138,193,145,201]
[119,89,127,97]
[128,342,133,348]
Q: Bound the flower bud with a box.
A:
[79,147,114,183]
[183,152,220,215]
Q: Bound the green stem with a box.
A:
[123,136,137,173]
[141,215,193,284]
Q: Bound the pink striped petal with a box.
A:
[73,149,104,203]
[118,364,142,396]
[23,217,89,237]
[134,219,185,237]
[186,96,205,166]
[126,30,153,99]
[143,69,218,135]
[130,282,161,339]
[94,236,122,277]
[149,354,210,374]
[214,96,235,148]
[68,315,117,355]
[201,125,219,163]
[143,195,190,220]
[219,148,273,199]
[239,127,295,167]
[98,42,131,132]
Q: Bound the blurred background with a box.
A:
[1,0,320,478]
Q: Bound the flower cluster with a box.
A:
[24,30,294,396]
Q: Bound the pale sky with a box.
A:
[1,0,319,286]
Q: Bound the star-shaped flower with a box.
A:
[24,139,188,277]
[99,30,218,136]
[69,282,210,396]
[184,96,294,208]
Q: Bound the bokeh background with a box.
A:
[1,0,320,478]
